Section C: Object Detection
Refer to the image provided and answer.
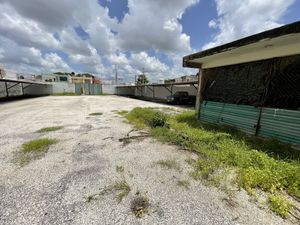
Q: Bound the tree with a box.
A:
[136,74,149,85]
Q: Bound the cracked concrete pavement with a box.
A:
[0,96,291,225]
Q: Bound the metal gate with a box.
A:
[75,83,102,95]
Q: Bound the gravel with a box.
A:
[0,96,291,225]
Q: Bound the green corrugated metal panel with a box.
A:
[200,101,260,135]
[75,84,81,94]
[258,108,300,144]
[84,83,90,95]
[199,101,300,145]
[92,84,102,95]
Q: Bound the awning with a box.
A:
[183,21,300,69]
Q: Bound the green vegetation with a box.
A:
[126,107,168,129]
[177,180,190,189]
[86,180,131,203]
[116,110,128,116]
[116,165,125,173]
[89,112,103,116]
[156,159,181,171]
[269,194,294,218]
[112,181,131,202]
[51,92,79,96]
[15,138,58,166]
[37,126,63,133]
[125,107,300,218]
[136,74,149,85]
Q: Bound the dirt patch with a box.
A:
[130,196,150,218]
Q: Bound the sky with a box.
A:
[0,0,299,83]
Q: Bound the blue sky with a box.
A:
[0,0,299,82]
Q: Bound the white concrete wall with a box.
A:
[102,84,116,94]
[52,82,75,94]
[0,82,22,97]
[116,86,135,96]
[24,84,52,95]
[117,85,197,100]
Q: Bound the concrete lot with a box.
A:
[0,96,290,225]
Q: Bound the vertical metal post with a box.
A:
[171,85,173,96]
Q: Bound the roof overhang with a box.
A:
[0,78,51,85]
[183,21,300,69]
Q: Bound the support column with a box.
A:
[195,69,203,118]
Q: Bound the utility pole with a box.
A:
[115,65,118,85]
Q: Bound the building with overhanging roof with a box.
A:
[183,21,300,146]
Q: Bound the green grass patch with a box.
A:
[125,107,300,218]
[269,194,294,218]
[89,112,103,116]
[14,138,58,166]
[156,159,181,171]
[37,126,63,133]
[126,107,168,129]
[116,110,128,116]
[51,92,79,96]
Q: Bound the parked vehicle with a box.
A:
[166,91,196,105]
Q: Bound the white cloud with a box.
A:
[0,3,60,49]
[60,28,92,56]
[116,0,199,54]
[203,0,296,49]
[42,53,70,71]
[86,18,117,55]
[108,53,129,66]
[130,52,169,73]
[0,36,70,73]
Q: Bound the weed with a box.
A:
[51,92,79,96]
[269,194,294,218]
[177,180,190,189]
[20,138,58,153]
[89,112,103,116]
[37,126,63,133]
[15,138,58,166]
[112,180,131,202]
[126,107,168,129]
[86,180,131,203]
[116,165,125,173]
[117,110,128,116]
[156,159,181,171]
